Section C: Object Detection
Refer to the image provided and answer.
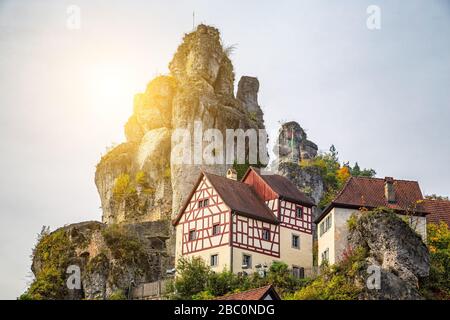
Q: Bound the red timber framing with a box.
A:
[242,167,313,234]
[279,200,312,234]
[178,176,230,255]
[232,214,280,258]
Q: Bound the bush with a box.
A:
[101,225,147,265]
[167,258,311,300]
[22,228,73,300]
[291,254,365,300]
[168,257,211,299]
[108,290,127,300]
[420,222,450,299]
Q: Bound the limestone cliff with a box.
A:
[95,24,266,227]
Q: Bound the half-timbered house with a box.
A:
[172,167,315,277]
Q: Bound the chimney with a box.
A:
[384,177,396,203]
[226,168,237,181]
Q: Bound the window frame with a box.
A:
[212,223,220,236]
[262,228,271,241]
[242,254,252,269]
[210,254,219,267]
[188,229,196,241]
[291,234,300,249]
[296,206,303,219]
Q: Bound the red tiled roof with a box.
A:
[423,199,450,227]
[316,176,427,223]
[215,285,280,300]
[204,172,278,224]
[246,167,315,206]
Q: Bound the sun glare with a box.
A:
[87,62,139,122]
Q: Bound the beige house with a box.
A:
[316,176,429,266]
[172,167,315,277]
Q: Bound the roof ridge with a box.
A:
[351,176,419,183]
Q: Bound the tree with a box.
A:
[420,222,450,299]
[351,162,361,176]
[169,256,211,299]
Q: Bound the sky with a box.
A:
[0,0,449,299]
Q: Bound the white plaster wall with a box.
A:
[317,210,335,265]
[279,226,313,269]
[231,247,278,274]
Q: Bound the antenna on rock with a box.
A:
[192,11,195,30]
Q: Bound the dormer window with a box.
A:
[296,207,303,219]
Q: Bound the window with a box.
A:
[212,224,220,236]
[321,248,329,263]
[242,254,252,268]
[319,215,332,237]
[210,254,218,267]
[292,266,305,279]
[325,215,332,230]
[203,198,209,207]
[292,234,300,249]
[198,200,203,208]
[188,230,196,241]
[262,228,271,241]
[296,207,303,219]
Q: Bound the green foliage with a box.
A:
[101,224,147,265]
[135,171,147,185]
[113,174,134,201]
[347,213,358,231]
[300,145,376,209]
[232,160,266,181]
[26,266,67,300]
[108,290,127,300]
[420,222,450,299]
[23,227,73,300]
[291,247,367,300]
[168,256,211,299]
[350,162,376,178]
[167,258,310,300]
[291,273,360,300]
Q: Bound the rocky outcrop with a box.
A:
[95,24,267,228]
[236,76,264,124]
[272,121,324,208]
[30,221,172,300]
[348,209,429,300]
[169,25,266,217]
[276,121,318,163]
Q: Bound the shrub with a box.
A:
[420,222,450,299]
[23,228,73,299]
[108,290,127,300]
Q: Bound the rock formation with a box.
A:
[348,209,430,299]
[273,121,324,207]
[30,221,171,300]
[95,24,267,229]
[276,121,317,163]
